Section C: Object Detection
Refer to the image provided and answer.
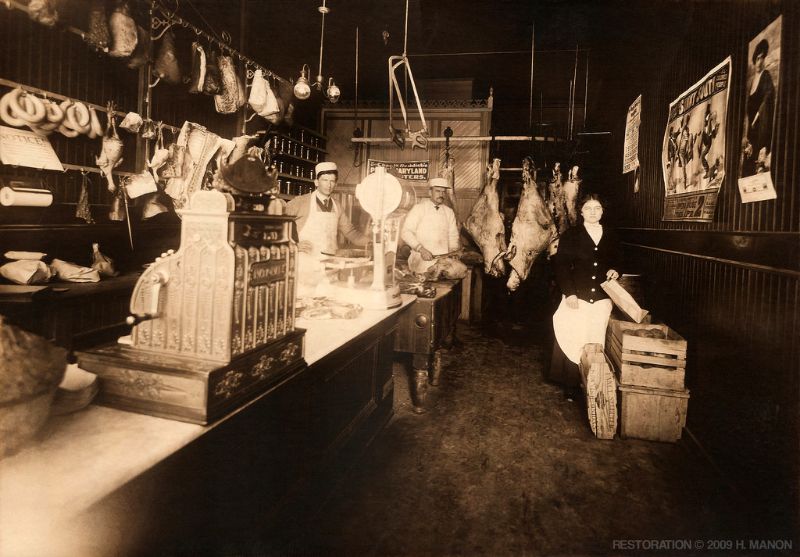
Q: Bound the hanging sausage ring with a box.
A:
[387,55,428,150]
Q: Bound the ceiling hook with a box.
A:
[151,20,174,41]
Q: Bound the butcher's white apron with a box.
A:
[297,197,338,291]
[299,196,338,255]
[553,296,613,364]
[406,204,451,274]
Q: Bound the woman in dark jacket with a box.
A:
[548,194,622,397]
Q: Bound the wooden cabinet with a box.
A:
[0,274,141,351]
[65,306,402,555]
[268,125,327,196]
[395,279,462,411]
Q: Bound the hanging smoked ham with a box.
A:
[86,0,111,52]
[248,69,268,113]
[28,0,59,27]
[154,30,182,85]
[127,25,151,69]
[202,50,222,95]
[188,42,207,94]
[76,174,94,224]
[214,55,245,114]
[108,0,138,58]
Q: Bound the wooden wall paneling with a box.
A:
[439,119,483,189]
[610,4,797,519]
[322,104,492,225]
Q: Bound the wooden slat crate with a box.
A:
[606,318,687,391]
[618,384,690,442]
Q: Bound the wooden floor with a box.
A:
[255,321,768,557]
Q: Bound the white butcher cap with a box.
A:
[429,177,452,189]
[315,161,338,176]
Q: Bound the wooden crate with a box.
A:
[606,318,686,390]
[618,384,690,442]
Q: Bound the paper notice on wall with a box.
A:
[623,95,642,175]
[737,15,781,204]
[0,126,64,171]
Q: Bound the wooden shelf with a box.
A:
[273,151,320,165]
[278,173,314,184]
[268,132,328,154]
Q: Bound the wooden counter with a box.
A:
[0,296,414,556]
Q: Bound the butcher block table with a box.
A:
[394,278,463,412]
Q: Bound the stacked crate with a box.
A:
[605,318,690,442]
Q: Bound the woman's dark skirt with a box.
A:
[547,339,581,389]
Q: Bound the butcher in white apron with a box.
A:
[285,162,369,291]
[549,194,622,396]
[401,177,460,275]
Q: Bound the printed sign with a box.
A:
[623,95,642,175]
[662,57,731,222]
[367,159,429,181]
[0,126,64,171]
[249,260,287,286]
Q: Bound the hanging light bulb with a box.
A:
[294,64,311,100]
[326,77,341,103]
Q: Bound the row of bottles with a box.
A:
[268,126,327,198]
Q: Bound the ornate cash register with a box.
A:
[77,190,305,424]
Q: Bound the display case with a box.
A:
[268,125,327,197]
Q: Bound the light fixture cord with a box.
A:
[355,26,359,120]
[318,0,326,80]
[402,0,409,57]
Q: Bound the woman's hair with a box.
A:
[579,193,604,209]
[752,39,769,64]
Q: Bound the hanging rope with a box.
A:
[352,26,363,167]
[528,22,535,130]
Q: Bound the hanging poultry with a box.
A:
[96,105,124,193]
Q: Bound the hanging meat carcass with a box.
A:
[563,165,581,227]
[464,158,507,277]
[547,162,570,235]
[506,157,558,291]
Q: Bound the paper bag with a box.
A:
[50,259,101,283]
[601,279,649,323]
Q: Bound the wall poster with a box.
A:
[662,57,731,222]
[737,15,781,203]
[623,95,642,176]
